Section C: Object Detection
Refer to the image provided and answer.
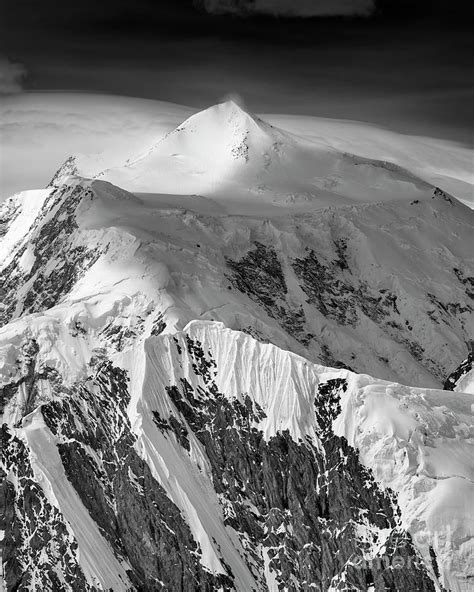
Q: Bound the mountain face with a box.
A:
[1,103,473,592]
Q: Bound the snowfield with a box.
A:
[1,98,473,592]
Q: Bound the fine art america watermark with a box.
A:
[349,531,418,571]
[350,552,422,571]
[349,527,453,573]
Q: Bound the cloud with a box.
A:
[0,57,26,94]
[198,0,375,17]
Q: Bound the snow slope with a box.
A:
[264,113,474,208]
[21,410,132,591]
[454,368,474,394]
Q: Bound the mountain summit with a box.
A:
[93,99,291,199]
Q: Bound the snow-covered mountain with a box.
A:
[51,101,450,213]
[1,102,473,591]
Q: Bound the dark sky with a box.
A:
[2,0,474,143]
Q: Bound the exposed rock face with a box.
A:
[225,228,472,383]
[0,194,22,239]
[292,250,398,327]
[444,343,474,392]
[38,360,235,591]
[1,427,94,591]
[161,343,434,591]
[226,242,313,346]
[48,156,79,188]
[0,182,101,328]
[0,339,40,416]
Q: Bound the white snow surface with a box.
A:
[125,336,260,591]
[264,113,474,209]
[0,93,194,201]
[2,174,473,388]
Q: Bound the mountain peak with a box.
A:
[175,99,264,136]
